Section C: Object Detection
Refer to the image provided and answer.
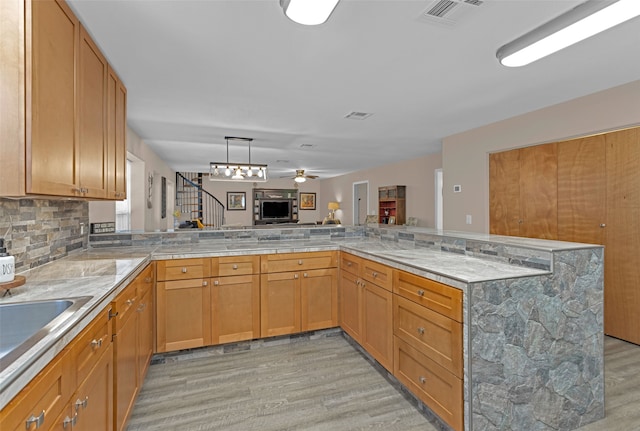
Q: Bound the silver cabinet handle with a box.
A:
[294,274,299,279]
[419,376,427,384]
[126,298,135,306]
[417,289,425,296]
[298,260,303,265]
[62,415,76,429]
[372,272,378,278]
[232,264,238,270]
[75,396,88,412]
[137,303,146,313]
[202,281,208,286]
[144,277,152,283]
[600,223,606,228]
[214,280,219,286]
[346,262,352,266]
[26,411,45,429]
[303,273,308,278]
[417,327,425,335]
[91,338,103,349]
[181,267,188,273]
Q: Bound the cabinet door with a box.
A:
[605,128,640,344]
[73,344,113,431]
[260,272,301,337]
[114,305,138,431]
[557,135,606,245]
[27,0,79,196]
[212,274,260,344]
[301,268,338,332]
[519,143,558,239]
[339,270,362,343]
[489,149,521,236]
[77,25,107,198]
[106,66,127,200]
[156,279,212,352]
[362,281,393,371]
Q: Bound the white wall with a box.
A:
[320,153,442,227]
[442,79,640,233]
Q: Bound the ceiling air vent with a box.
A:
[344,111,373,120]
[418,0,483,25]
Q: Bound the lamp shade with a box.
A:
[328,202,339,211]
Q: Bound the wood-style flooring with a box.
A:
[127,335,640,431]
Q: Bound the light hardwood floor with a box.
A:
[127,335,639,431]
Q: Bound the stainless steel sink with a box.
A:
[0,297,91,373]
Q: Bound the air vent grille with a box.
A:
[464,0,483,6]
[344,111,373,120]
[426,0,458,18]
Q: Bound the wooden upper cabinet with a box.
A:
[0,0,126,199]
[107,66,127,199]
[27,0,80,197]
[557,135,606,245]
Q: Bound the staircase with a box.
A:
[176,172,225,228]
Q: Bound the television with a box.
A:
[261,200,291,220]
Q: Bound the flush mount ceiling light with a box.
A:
[280,0,340,26]
[497,0,640,67]
[210,137,268,182]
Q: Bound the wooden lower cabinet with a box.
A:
[260,272,301,337]
[301,268,338,332]
[136,264,155,383]
[212,274,261,344]
[361,281,393,371]
[394,337,463,431]
[156,278,212,352]
[339,269,362,342]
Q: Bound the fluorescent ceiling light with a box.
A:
[280,0,340,26]
[497,0,640,67]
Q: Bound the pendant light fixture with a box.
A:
[497,0,640,67]
[280,0,340,26]
[210,137,268,182]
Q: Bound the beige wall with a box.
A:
[320,153,442,227]
[442,79,640,233]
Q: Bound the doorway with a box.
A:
[353,181,369,225]
[435,169,443,230]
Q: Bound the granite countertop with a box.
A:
[0,236,558,408]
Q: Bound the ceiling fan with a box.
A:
[283,169,319,183]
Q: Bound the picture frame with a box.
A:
[388,216,396,225]
[227,192,246,211]
[300,192,316,210]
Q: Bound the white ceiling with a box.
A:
[67,0,640,180]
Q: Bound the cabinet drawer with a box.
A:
[156,258,211,281]
[261,251,337,273]
[361,259,392,291]
[394,295,462,378]
[340,253,361,276]
[393,270,462,322]
[136,263,155,297]
[0,350,72,431]
[73,307,112,387]
[394,337,463,431]
[112,282,137,331]
[215,255,260,276]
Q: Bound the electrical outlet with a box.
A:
[454,185,462,193]
[466,215,472,224]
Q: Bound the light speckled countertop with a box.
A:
[0,234,575,408]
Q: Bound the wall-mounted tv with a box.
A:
[261,200,291,219]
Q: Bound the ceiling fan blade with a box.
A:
[305,175,319,179]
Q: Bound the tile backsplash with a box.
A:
[0,199,89,272]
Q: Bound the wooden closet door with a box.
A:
[557,135,606,245]
[489,149,521,236]
[605,128,640,344]
[519,143,558,239]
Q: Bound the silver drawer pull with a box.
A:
[91,338,103,349]
[202,281,208,286]
[181,267,188,273]
[346,262,352,266]
[417,327,425,335]
[75,396,88,412]
[417,289,425,296]
[137,303,146,312]
[62,415,76,429]
[126,298,135,306]
[144,277,152,283]
[419,376,427,384]
[303,273,308,278]
[298,260,303,265]
[26,411,45,429]
[232,264,238,270]
[372,272,378,278]
[294,274,299,279]
[214,280,219,286]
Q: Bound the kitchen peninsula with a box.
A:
[0,226,604,431]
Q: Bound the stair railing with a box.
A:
[176,172,225,228]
